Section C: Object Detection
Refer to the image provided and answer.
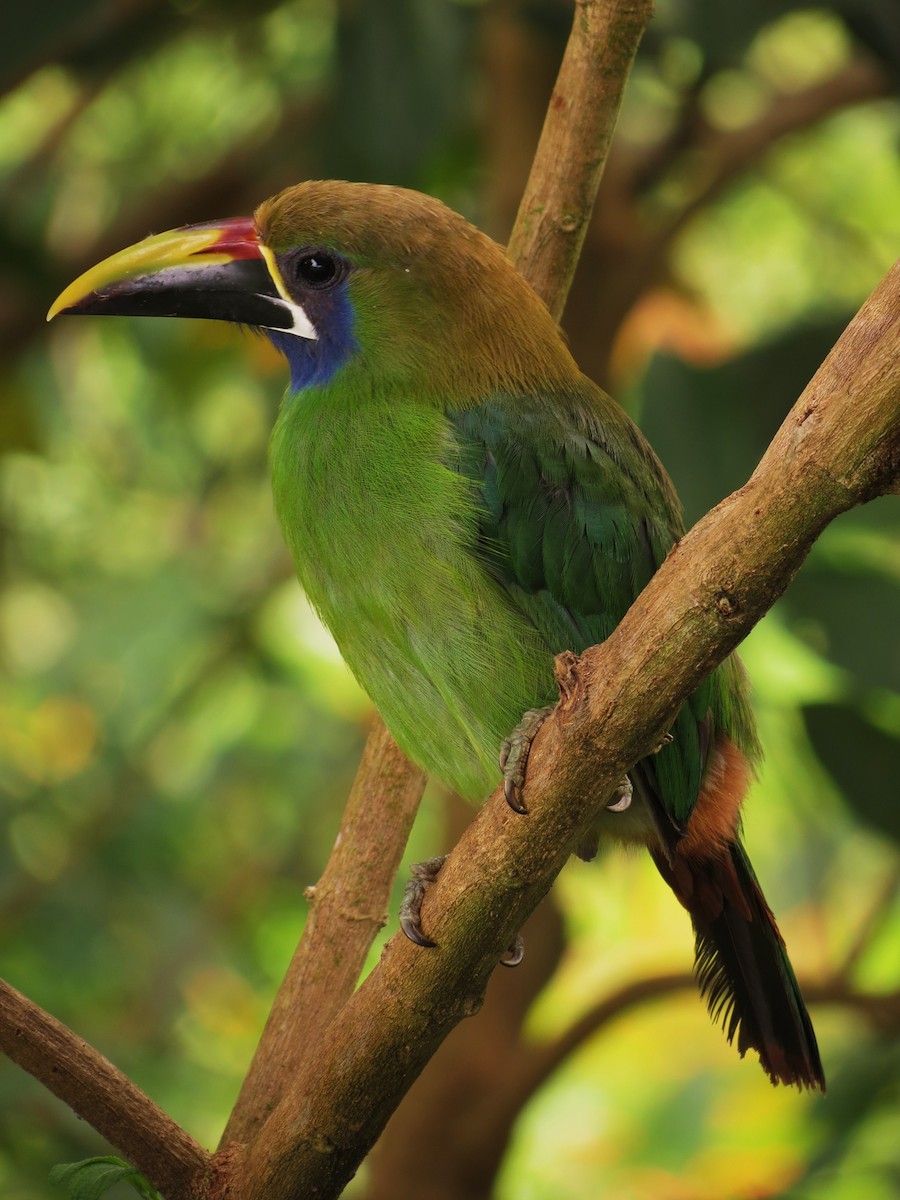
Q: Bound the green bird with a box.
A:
[49,180,823,1090]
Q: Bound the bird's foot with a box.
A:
[501,933,525,968]
[398,854,525,967]
[575,777,634,860]
[499,705,555,814]
[606,775,633,813]
[399,855,445,948]
[651,732,674,754]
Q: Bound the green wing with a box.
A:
[451,393,729,829]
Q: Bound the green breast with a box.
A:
[269,380,556,799]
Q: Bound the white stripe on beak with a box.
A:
[259,245,318,340]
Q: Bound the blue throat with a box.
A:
[264,282,358,393]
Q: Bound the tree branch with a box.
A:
[0,978,207,1196]
[221,719,427,1146]
[514,972,900,1111]
[231,261,900,1198]
[657,56,891,247]
[507,0,654,318]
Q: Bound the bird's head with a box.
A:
[49,180,575,398]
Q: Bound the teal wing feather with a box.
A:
[451,393,734,830]
[451,395,817,1090]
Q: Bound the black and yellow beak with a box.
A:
[48,217,317,339]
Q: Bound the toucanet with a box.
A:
[49,180,824,1090]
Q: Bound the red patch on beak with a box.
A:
[192,217,262,260]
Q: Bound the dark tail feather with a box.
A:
[652,839,825,1091]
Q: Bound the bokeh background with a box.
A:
[1,1,899,1197]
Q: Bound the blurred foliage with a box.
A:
[49,1156,160,1200]
[1,2,898,1199]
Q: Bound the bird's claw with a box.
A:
[398,855,445,948]
[652,731,674,754]
[504,774,528,815]
[606,775,633,812]
[398,854,526,968]
[499,705,555,814]
[500,933,525,968]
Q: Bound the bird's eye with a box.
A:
[293,251,341,289]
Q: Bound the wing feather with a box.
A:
[451,394,731,827]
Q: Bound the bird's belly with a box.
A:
[306,522,554,800]
[271,396,554,799]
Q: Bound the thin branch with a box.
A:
[657,56,890,246]
[507,0,654,317]
[516,972,695,1099]
[232,261,900,1200]
[559,56,892,387]
[0,978,208,1196]
[221,720,427,1146]
[805,982,900,1032]
[833,863,900,983]
[515,974,900,1106]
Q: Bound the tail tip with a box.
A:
[742,1035,826,1093]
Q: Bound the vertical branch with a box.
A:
[508,0,654,318]
[221,721,426,1146]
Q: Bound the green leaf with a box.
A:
[49,1157,162,1200]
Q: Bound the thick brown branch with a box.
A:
[0,978,208,1197]
[231,261,900,1200]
